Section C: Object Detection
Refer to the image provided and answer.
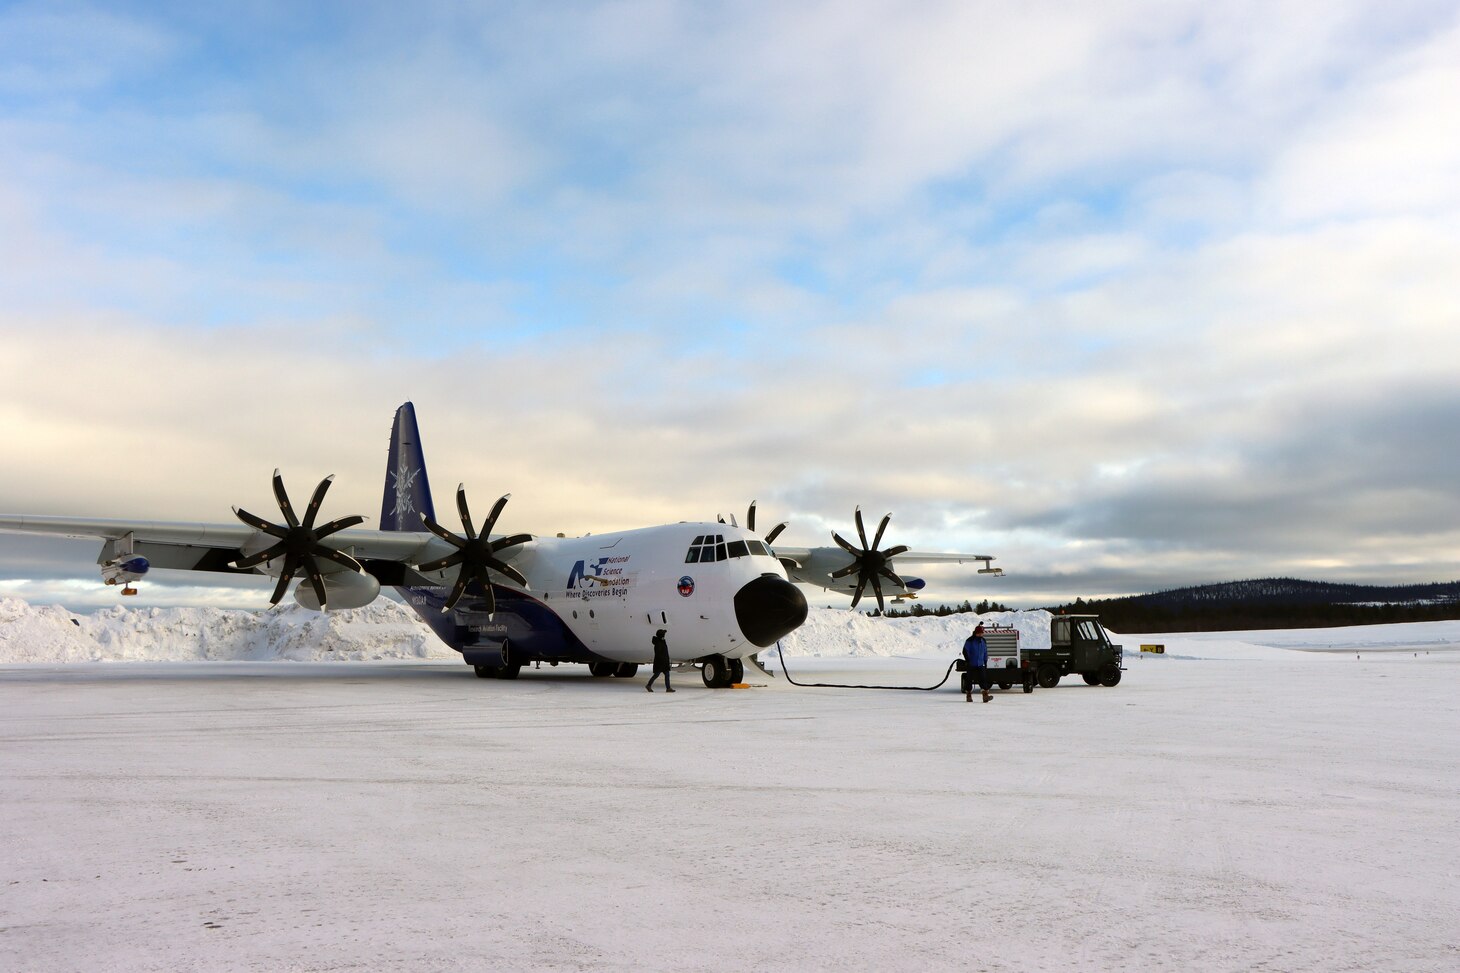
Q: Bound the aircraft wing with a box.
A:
[769,543,1001,608]
[0,514,537,597]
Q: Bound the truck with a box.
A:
[1023,614,1125,688]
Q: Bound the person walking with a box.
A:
[646,629,675,693]
[962,623,991,703]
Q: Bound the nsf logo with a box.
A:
[677,576,695,597]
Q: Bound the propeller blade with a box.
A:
[481,494,510,539]
[302,475,334,530]
[849,574,869,610]
[442,570,471,613]
[417,551,465,573]
[870,513,891,552]
[881,544,909,560]
[764,522,788,545]
[878,566,906,590]
[314,515,365,539]
[854,507,869,551]
[456,484,475,540]
[829,561,861,581]
[746,501,757,532]
[234,507,288,538]
[870,574,886,613]
[304,555,328,610]
[832,532,862,556]
[232,542,286,570]
[314,547,364,574]
[487,558,528,588]
[421,515,468,548]
[474,568,497,617]
[488,533,533,553]
[269,561,296,605]
[272,470,299,528]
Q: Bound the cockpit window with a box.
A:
[683,532,763,563]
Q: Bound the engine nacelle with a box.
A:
[293,570,381,611]
[102,556,150,586]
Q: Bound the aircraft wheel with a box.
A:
[729,658,744,683]
[1081,672,1101,686]
[701,656,730,688]
[474,665,499,679]
[588,661,614,677]
[613,663,639,678]
[497,663,521,680]
[1099,665,1123,687]
[1037,666,1061,689]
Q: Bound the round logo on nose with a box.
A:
[677,576,695,597]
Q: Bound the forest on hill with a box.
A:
[1044,579,1460,632]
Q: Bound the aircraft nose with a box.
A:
[734,575,809,647]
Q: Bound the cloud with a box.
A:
[1,1,1458,610]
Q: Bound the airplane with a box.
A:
[0,403,1000,686]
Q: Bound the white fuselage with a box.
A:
[477,521,795,663]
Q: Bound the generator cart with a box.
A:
[956,624,1035,694]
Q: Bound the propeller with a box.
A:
[418,485,531,615]
[231,470,366,609]
[745,500,788,545]
[829,507,910,613]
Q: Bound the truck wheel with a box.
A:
[998,679,1013,690]
[1037,666,1061,689]
[1098,665,1122,687]
[1022,675,1035,694]
[1081,672,1100,686]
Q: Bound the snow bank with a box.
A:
[0,596,456,663]
[3,596,1455,664]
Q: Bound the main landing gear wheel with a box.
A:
[729,658,744,683]
[1081,672,1101,686]
[497,662,521,680]
[1038,666,1061,689]
[613,663,639,678]
[701,655,733,688]
[588,661,615,677]
[1098,664,1123,687]
[474,665,499,679]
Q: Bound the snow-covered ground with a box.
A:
[2,598,1457,971]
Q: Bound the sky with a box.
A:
[1,0,1458,611]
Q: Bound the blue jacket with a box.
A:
[963,634,988,667]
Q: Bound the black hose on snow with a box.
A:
[773,641,959,691]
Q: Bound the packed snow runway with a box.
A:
[2,621,1458,971]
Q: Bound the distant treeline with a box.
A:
[1046,578,1460,633]
[869,599,1010,618]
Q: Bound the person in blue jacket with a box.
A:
[962,623,991,703]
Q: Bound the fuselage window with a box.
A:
[747,540,769,556]
[684,547,701,563]
[716,542,728,561]
[727,540,749,558]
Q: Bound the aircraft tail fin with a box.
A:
[381,402,436,532]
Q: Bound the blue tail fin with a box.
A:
[381,402,436,532]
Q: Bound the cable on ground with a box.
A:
[773,641,959,691]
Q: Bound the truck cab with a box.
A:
[1027,614,1125,688]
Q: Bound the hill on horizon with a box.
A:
[1050,577,1460,633]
